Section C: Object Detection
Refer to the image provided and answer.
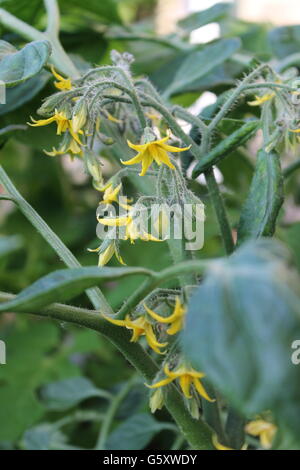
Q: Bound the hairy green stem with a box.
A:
[0,165,112,313]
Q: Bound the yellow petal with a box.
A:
[193,377,215,402]
[121,153,144,166]
[97,216,131,227]
[144,304,171,324]
[127,139,149,152]
[166,318,182,335]
[102,314,127,327]
[179,374,192,398]
[146,376,174,389]
[247,93,275,106]
[212,434,233,450]
[160,143,191,153]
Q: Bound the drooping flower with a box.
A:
[98,213,160,244]
[248,93,275,106]
[29,109,70,135]
[102,314,167,354]
[147,364,214,402]
[144,297,186,335]
[245,419,277,449]
[88,240,125,266]
[44,133,83,157]
[29,108,82,142]
[122,132,190,176]
[51,65,72,91]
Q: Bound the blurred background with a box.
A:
[1,0,300,450]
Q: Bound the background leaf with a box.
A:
[237,150,284,243]
[182,240,300,438]
[0,40,51,87]
[40,377,111,411]
[105,413,171,450]
[164,38,241,96]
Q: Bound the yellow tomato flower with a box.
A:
[245,419,277,449]
[248,92,275,106]
[29,109,69,135]
[29,109,83,149]
[100,183,122,205]
[51,65,72,91]
[44,134,83,157]
[98,214,160,244]
[102,314,167,354]
[122,132,191,176]
[88,241,125,266]
[144,297,186,335]
[147,364,214,402]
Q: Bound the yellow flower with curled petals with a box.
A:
[248,92,275,106]
[98,214,160,244]
[144,297,186,335]
[29,109,83,149]
[44,134,83,157]
[88,241,125,266]
[51,65,72,91]
[100,183,122,205]
[102,314,167,354]
[29,109,70,135]
[146,364,214,402]
[245,419,277,449]
[122,132,191,176]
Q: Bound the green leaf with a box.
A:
[237,150,284,243]
[0,71,50,116]
[0,266,153,312]
[0,40,17,59]
[0,321,79,440]
[40,377,111,411]
[0,40,51,87]
[105,413,169,450]
[22,424,68,450]
[178,2,232,33]
[182,239,300,436]
[164,38,241,96]
[268,26,300,59]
